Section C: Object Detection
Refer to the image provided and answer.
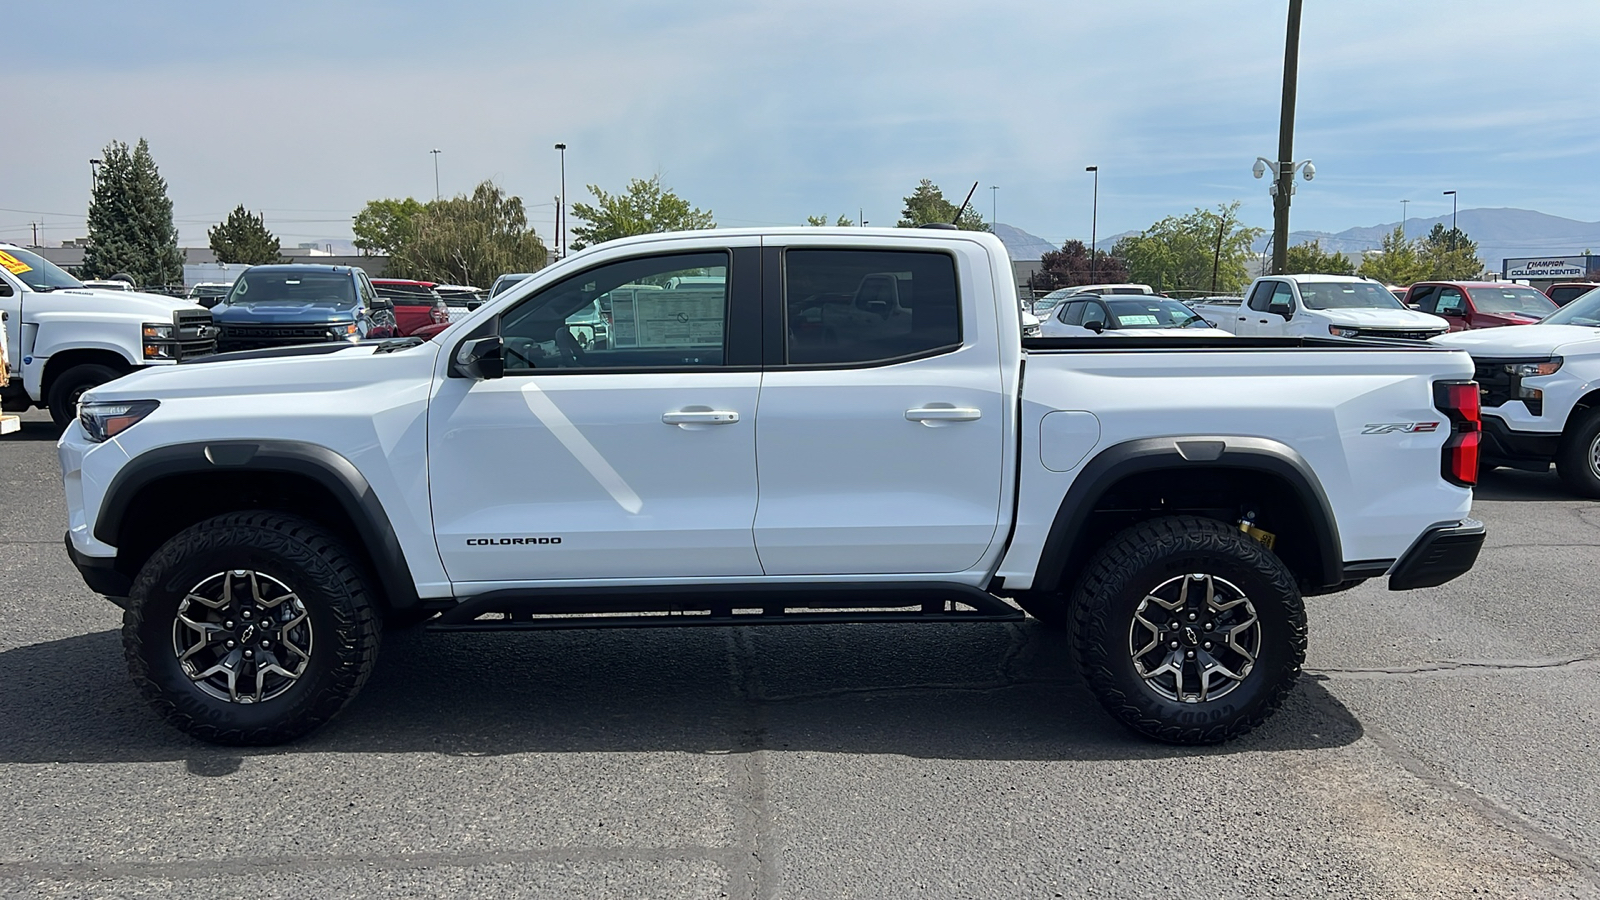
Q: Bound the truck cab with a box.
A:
[1407,281,1556,331]
[0,243,217,426]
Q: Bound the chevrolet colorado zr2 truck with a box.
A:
[59,227,1487,746]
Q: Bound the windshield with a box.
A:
[1297,282,1404,310]
[1470,286,1557,317]
[0,247,84,292]
[1106,298,1210,329]
[492,274,534,297]
[1539,290,1600,327]
[225,270,355,307]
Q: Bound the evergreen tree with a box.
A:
[84,139,184,286]
[208,205,282,264]
[1284,240,1355,276]
[1418,223,1484,280]
[896,179,988,231]
[1356,227,1431,285]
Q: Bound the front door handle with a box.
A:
[906,407,982,423]
[662,410,739,426]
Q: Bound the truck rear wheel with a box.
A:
[46,363,124,428]
[1555,407,1600,498]
[123,512,380,745]
[1071,516,1305,744]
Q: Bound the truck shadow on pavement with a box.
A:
[0,621,1363,769]
[1476,466,1580,502]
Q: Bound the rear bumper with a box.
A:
[1387,518,1486,591]
[65,532,131,603]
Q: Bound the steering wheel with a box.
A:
[554,327,587,367]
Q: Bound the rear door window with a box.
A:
[782,249,961,365]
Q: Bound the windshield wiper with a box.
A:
[374,337,424,354]
[1180,314,1209,327]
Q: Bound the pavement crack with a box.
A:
[724,629,779,900]
[1310,654,1599,680]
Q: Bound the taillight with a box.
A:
[1434,380,1481,487]
[431,302,448,324]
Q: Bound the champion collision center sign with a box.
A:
[1505,256,1589,279]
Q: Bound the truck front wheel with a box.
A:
[1071,516,1306,745]
[123,512,381,745]
[1555,407,1600,498]
[46,363,124,428]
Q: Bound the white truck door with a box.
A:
[428,245,765,583]
[1253,280,1297,336]
[754,245,1006,575]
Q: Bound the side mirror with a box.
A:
[452,335,505,380]
[1084,320,1105,334]
[1268,302,1293,320]
[465,300,482,311]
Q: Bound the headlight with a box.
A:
[142,324,174,340]
[142,323,177,360]
[327,324,359,340]
[78,399,160,443]
[1505,358,1562,377]
[1328,325,1361,338]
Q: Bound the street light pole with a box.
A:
[1401,199,1409,242]
[1443,190,1457,247]
[1270,0,1304,275]
[554,143,567,259]
[989,185,998,231]
[89,158,102,192]
[429,149,441,201]
[1085,166,1099,284]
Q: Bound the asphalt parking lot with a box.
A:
[2,406,1599,899]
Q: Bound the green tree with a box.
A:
[1356,227,1431,285]
[352,197,426,256]
[569,175,714,250]
[896,179,988,231]
[388,181,548,287]
[1284,240,1355,276]
[805,214,855,227]
[1418,223,1484,279]
[83,138,184,286]
[208,205,282,265]
[1031,240,1131,291]
[1112,202,1263,293]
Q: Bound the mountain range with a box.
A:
[996,208,1600,274]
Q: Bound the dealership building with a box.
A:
[1502,255,1600,290]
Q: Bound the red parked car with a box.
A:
[1405,281,1557,331]
[1546,282,1600,307]
[370,279,451,336]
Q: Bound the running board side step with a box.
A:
[427,582,1023,632]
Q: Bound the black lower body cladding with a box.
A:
[1386,518,1486,591]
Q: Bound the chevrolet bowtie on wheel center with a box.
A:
[61,227,1485,746]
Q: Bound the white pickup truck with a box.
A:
[59,227,1486,747]
[0,244,218,425]
[1435,290,1600,495]
[1194,274,1449,341]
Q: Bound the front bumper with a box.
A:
[1387,518,1486,591]
[65,532,131,602]
[1480,416,1559,465]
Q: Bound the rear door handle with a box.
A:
[906,407,982,423]
[662,410,739,425]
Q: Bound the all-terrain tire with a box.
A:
[123,512,381,745]
[47,363,125,428]
[1556,407,1600,498]
[1071,515,1306,745]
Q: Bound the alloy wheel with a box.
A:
[1129,573,1260,703]
[171,569,313,703]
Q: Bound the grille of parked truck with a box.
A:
[59,228,1485,747]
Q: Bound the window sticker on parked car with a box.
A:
[0,250,33,275]
[1120,314,1159,326]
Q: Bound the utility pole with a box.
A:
[990,185,998,231]
[554,143,567,258]
[1085,166,1099,283]
[1271,0,1303,275]
[1401,199,1409,242]
[430,149,442,201]
[30,222,39,247]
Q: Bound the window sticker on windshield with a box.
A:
[1120,314,1159,326]
[0,251,33,275]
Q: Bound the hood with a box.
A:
[212,301,357,325]
[48,288,205,318]
[1313,307,1449,329]
[1433,324,1600,357]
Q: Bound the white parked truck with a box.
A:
[1193,274,1449,341]
[60,227,1486,747]
[1435,290,1600,495]
[0,244,217,425]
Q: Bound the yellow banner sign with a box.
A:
[0,250,32,276]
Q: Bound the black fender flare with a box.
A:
[96,440,421,609]
[1030,435,1343,593]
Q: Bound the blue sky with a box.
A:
[5,0,1599,250]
